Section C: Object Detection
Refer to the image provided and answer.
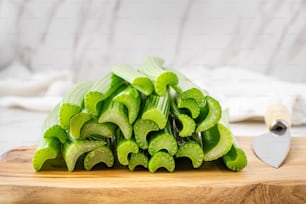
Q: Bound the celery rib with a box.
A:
[176,141,204,168]
[80,120,116,139]
[116,131,139,166]
[112,64,154,95]
[59,81,93,130]
[141,94,170,129]
[69,111,92,139]
[223,144,247,171]
[148,151,175,173]
[128,151,148,171]
[113,86,141,124]
[177,97,200,119]
[84,145,114,170]
[134,119,159,149]
[138,56,178,96]
[84,73,124,116]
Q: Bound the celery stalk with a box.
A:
[128,151,148,171]
[134,119,159,150]
[84,145,114,170]
[112,64,154,95]
[116,130,139,166]
[69,110,92,139]
[80,119,116,139]
[148,151,175,173]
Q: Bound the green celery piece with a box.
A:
[98,95,132,140]
[141,94,170,129]
[134,119,159,150]
[170,95,196,137]
[59,81,93,130]
[128,151,148,171]
[43,104,67,143]
[177,97,200,119]
[148,151,175,173]
[148,123,178,156]
[62,140,106,171]
[80,119,116,139]
[69,110,92,139]
[176,140,204,168]
[171,70,206,107]
[113,86,141,124]
[84,145,114,170]
[116,131,139,166]
[201,123,233,161]
[32,138,61,171]
[84,73,124,116]
[138,56,178,96]
[112,64,154,95]
[196,96,222,132]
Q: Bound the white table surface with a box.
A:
[1,107,306,156]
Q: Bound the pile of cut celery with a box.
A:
[32,56,247,173]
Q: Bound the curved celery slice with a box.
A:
[176,141,204,168]
[43,104,67,143]
[116,132,139,166]
[148,151,175,173]
[112,64,154,95]
[148,123,178,156]
[84,145,114,170]
[223,144,247,171]
[80,120,116,139]
[84,73,124,116]
[128,151,148,171]
[59,81,93,130]
[201,123,233,161]
[138,56,178,96]
[69,111,92,139]
[134,119,159,149]
[196,96,222,132]
[62,140,106,171]
[113,86,141,124]
[142,94,170,129]
[98,97,132,140]
[177,97,200,119]
[32,138,61,171]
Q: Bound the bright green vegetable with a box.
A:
[112,64,154,95]
[32,138,61,171]
[128,151,148,171]
[141,94,170,129]
[116,131,139,166]
[59,81,93,130]
[69,110,92,139]
[148,151,175,173]
[138,56,178,96]
[84,73,124,116]
[84,145,114,170]
[62,140,106,171]
[201,123,233,161]
[134,119,159,150]
[80,119,116,139]
[196,96,222,132]
[177,97,200,119]
[113,86,141,124]
[43,104,67,143]
[176,140,204,168]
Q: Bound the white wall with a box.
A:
[0,0,305,82]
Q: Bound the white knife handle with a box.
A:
[265,104,291,131]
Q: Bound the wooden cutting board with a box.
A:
[0,137,305,204]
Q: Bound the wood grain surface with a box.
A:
[0,137,305,204]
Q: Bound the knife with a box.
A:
[253,104,291,168]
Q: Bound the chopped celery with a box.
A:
[80,119,116,139]
[98,93,132,140]
[112,64,154,95]
[196,96,222,132]
[43,104,67,143]
[59,81,93,130]
[62,140,106,171]
[32,138,61,171]
[201,123,233,161]
[138,56,178,96]
[142,94,170,129]
[176,140,204,168]
[148,151,175,173]
[113,86,141,124]
[128,151,148,171]
[69,110,92,139]
[84,73,124,116]
[148,123,178,156]
[177,97,200,119]
[84,145,114,170]
[116,131,139,166]
[134,119,159,149]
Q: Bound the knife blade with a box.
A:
[253,104,291,168]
